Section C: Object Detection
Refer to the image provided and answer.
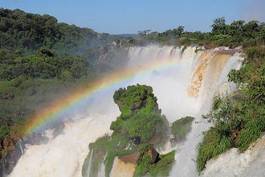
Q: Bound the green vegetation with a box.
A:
[134,147,175,177]
[0,48,91,81]
[171,116,194,142]
[82,85,174,177]
[112,85,169,143]
[0,8,97,54]
[143,17,265,48]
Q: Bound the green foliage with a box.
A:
[148,151,175,177]
[171,116,194,142]
[0,125,9,140]
[0,8,97,54]
[113,84,158,118]
[212,17,227,35]
[111,85,168,143]
[0,50,91,81]
[134,150,175,177]
[144,17,265,48]
[197,128,232,172]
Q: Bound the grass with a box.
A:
[197,128,232,172]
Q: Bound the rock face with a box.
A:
[147,146,160,164]
[0,139,25,177]
[110,157,137,177]
[119,152,140,164]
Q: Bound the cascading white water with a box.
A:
[8,45,244,177]
[18,140,24,155]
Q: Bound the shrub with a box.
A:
[197,128,232,172]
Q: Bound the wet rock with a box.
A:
[110,157,136,177]
[0,139,25,177]
[119,152,140,164]
[147,146,160,164]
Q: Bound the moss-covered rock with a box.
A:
[82,85,174,177]
[171,116,194,143]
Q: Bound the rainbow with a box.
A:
[22,58,179,137]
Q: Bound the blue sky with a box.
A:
[0,0,265,34]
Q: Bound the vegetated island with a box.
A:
[82,84,183,177]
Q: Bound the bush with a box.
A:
[134,146,175,177]
[197,128,232,172]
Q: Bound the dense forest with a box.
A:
[143,17,265,48]
[0,8,265,176]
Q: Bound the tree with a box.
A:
[212,17,227,34]
[38,48,54,57]
[229,20,245,36]
[243,21,260,38]
[138,30,152,36]
[173,26,184,37]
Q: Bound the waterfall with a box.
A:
[18,140,24,155]
[82,150,93,177]
[7,45,244,177]
[97,161,105,177]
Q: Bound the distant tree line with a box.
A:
[143,17,265,48]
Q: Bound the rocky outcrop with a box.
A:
[110,157,136,177]
[146,146,160,164]
[119,152,140,164]
[111,147,160,177]
[0,139,24,177]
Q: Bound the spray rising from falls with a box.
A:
[8,45,243,177]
